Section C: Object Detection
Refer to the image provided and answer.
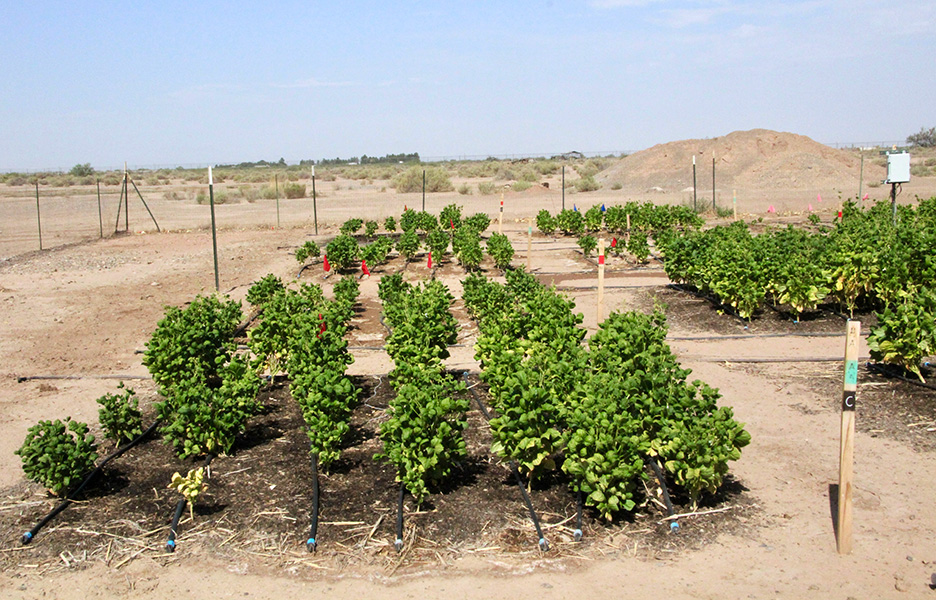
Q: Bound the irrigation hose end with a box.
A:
[670,521,680,532]
[21,532,33,545]
[166,540,176,553]
[573,529,583,542]
[538,538,549,552]
[394,538,403,553]
[306,538,317,553]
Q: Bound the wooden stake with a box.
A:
[625,214,631,244]
[597,238,605,325]
[836,320,859,554]
[526,219,532,271]
[498,193,504,234]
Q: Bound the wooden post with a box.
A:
[96,179,103,238]
[596,238,605,325]
[123,162,129,232]
[625,214,631,244]
[712,151,716,212]
[692,155,697,213]
[837,320,860,554]
[526,219,533,271]
[498,193,504,234]
[312,165,318,235]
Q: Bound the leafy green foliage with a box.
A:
[868,287,936,381]
[156,357,262,459]
[486,232,514,269]
[247,274,285,308]
[96,383,143,446]
[143,295,242,390]
[364,220,379,238]
[577,234,597,257]
[584,205,604,231]
[16,418,98,495]
[325,234,360,270]
[384,216,397,232]
[463,212,491,233]
[557,209,585,235]
[536,209,557,235]
[626,231,650,263]
[340,218,363,235]
[361,237,394,267]
[396,230,421,261]
[454,226,483,270]
[426,228,450,262]
[294,240,321,264]
[439,203,463,230]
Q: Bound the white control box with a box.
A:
[886,152,911,184]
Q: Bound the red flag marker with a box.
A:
[450,218,454,230]
[317,314,326,338]
[323,255,330,272]
[361,259,370,276]
[838,211,843,219]
[611,237,617,248]
[427,253,433,269]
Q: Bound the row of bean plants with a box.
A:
[657,198,936,380]
[463,270,750,517]
[376,274,470,503]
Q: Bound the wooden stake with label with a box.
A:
[527,220,533,270]
[498,194,504,234]
[625,214,631,244]
[837,320,859,554]
[597,238,605,325]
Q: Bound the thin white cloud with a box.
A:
[588,0,667,7]
[273,78,358,89]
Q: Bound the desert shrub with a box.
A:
[477,182,496,195]
[611,182,623,190]
[907,126,936,148]
[519,167,539,183]
[534,160,559,175]
[574,176,600,192]
[69,163,94,177]
[512,181,532,192]
[457,183,472,195]
[283,182,306,199]
[391,166,454,193]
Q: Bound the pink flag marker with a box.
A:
[767,205,776,213]
[862,193,869,201]
[808,204,813,212]
[817,193,822,203]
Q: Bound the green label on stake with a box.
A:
[845,360,858,387]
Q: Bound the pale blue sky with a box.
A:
[2,1,934,171]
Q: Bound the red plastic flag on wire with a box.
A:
[317,313,326,338]
[427,253,433,269]
[450,218,455,230]
[323,255,330,272]
[361,259,370,276]
[611,237,617,248]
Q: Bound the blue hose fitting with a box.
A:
[573,529,583,542]
[166,540,176,553]
[306,538,317,552]
[670,521,680,532]
[394,538,403,552]
[21,532,33,545]
[538,537,549,551]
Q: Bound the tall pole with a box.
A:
[858,154,864,208]
[891,183,897,226]
[712,151,716,212]
[209,166,220,292]
[35,180,42,251]
[274,174,280,229]
[692,155,698,213]
[498,193,504,234]
[312,165,318,235]
[561,165,565,212]
[96,179,103,238]
[123,163,129,232]
[422,169,426,212]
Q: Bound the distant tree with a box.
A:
[69,163,94,177]
[907,126,936,148]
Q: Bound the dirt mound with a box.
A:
[600,129,884,192]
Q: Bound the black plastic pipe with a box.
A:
[21,418,161,545]
[574,489,583,542]
[165,454,215,553]
[648,457,679,532]
[166,497,187,553]
[394,483,405,552]
[463,372,548,551]
[307,453,320,552]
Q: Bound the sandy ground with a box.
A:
[1,192,935,598]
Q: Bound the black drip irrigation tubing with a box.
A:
[647,457,679,532]
[394,484,406,552]
[462,372,549,551]
[574,489,583,542]
[166,454,215,553]
[16,374,150,383]
[307,453,321,552]
[21,418,162,545]
[867,362,936,392]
